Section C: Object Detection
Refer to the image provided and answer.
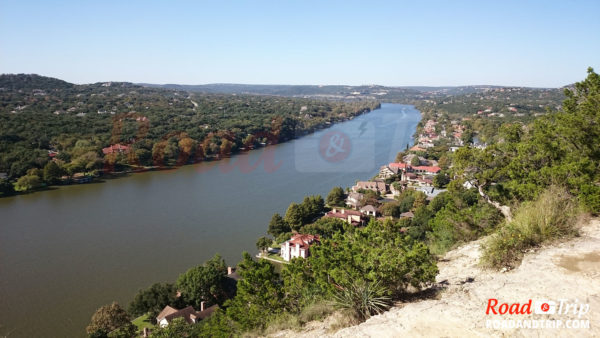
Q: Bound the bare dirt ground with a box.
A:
[271,219,600,337]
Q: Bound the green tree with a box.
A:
[412,191,428,209]
[433,172,450,188]
[128,283,180,320]
[284,203,304,231]
[43,161,63,185]
[86,302,133,336]
[14,174,42,192]
[410,156,421,166]
[326,186,346,207]
[225,252,285,330]
[284,222,438,301]
[267,213,290,237]
[256,236,272,254]
[379,202,402,218]
[299,217,349,238]
[176,254,227,308]
[196,309,236,337]
[150,317,192,338]
[300,195,325,224]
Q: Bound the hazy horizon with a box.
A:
[1,72,573,89]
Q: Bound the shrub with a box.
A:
[334,280,391,322]
[481,186,585,269]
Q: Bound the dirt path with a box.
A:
[273,219,600,337]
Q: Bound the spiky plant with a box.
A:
[334,280,391,321]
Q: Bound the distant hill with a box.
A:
[139,82,560,102]
[0,73,74,91]
[139,83,424,101]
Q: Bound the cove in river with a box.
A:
[0,103,420,337]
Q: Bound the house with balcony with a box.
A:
[280,234,320,261]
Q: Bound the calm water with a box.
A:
[0,103,420,337]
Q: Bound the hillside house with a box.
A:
[102,144,130,155]
[352,181,387,194]
[360,205,378,216]
[346,192,364,209]
[156,302,218,328]
[324,208,364,226]
[280,234,320,261]
[378,165,399,179]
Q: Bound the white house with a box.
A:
[346,192,364,209]
[280,234,320,262]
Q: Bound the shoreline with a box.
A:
[1,104,383,199]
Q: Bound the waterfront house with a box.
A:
[156,302,218,328]
[102,143,130,155]
[377,165,399,179]
[280,234,320,261]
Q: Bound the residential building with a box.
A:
[324,208,364,226]
[280,234,320,261]
[345,192,364,209]
[412,166,441,175]
[377,165,399,179]
[352,181,387,194]
[102,143,130,155]
[360,205,378,216]
[156,302,217,328]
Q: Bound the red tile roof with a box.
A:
[288,234,320,249]
[102,144,130,155]
[389,162,410,169]
[412,166,441,174]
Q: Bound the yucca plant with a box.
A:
[334,280,391,321]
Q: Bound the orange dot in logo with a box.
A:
[541,303,550,312]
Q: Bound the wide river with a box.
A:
[0,103,420,337]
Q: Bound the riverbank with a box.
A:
[0,104,380,199]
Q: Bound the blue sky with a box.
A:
[1,0,599,87]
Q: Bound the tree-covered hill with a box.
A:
[0,74,379,193]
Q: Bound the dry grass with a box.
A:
[481,186,588,269]
[260,301,337,336]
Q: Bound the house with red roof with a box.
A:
[389,162,411,171]
[102,144,130,155]
[412,165,441,175]
[156,302,218,328]
[280,234,320,261]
